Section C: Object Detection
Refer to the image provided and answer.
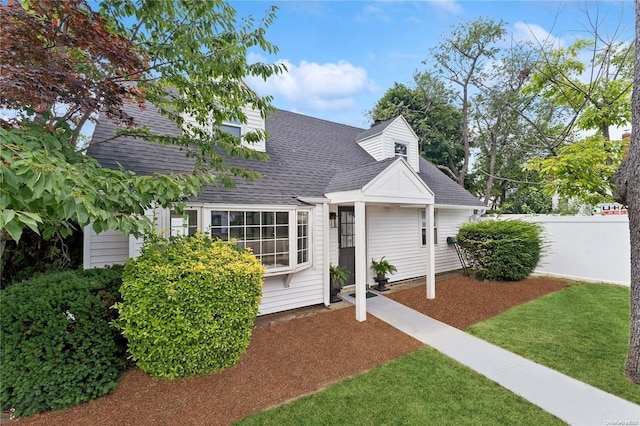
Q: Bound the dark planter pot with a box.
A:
[330,286,343,303]
[374,276,390,292]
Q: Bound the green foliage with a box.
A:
[495,185,553,215]
[468,284,638,404]
[1,226,82,288]
[0,266,126,417]
[237,347,562,425]
[457,220,544,281]
[524,39,633,135]
[1,0,284,247]
[370,257,397,278]
[369,74,463,179]
[116,233,264,379]
[525,135,628,205]
[329,263,348,291]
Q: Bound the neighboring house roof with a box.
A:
[88,106,485,208]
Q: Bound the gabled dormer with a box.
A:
[356,115,419,172]
[182,106,267,152]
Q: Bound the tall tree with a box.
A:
[521,13,634,205]
[0,0,284,257]
[613,0,640,386]
[427,17,506,187]
[369,73,463,180]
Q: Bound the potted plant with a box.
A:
[370,257,397,291]
[329,263,349,303]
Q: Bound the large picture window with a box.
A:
[210,209,310,272]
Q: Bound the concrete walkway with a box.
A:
[343,291,640,426]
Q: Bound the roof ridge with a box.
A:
[273,108,366,132]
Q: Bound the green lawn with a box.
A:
[237,346,562,425]
[467,283,640,404]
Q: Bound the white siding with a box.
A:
[258,205,326,315]
[382,119,419,172]
[183,105,266,152]
[367,206,425,284]
[83,227,129,269]
[356,118,419,172]
[240,106,266,152]
[128,208,169,259]
[434,209,474,273]
[357,134,385,161]
[363,207,473,284]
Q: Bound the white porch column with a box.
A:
[322,202,331,307]
[426,204,436,299]
[354,201,367,321]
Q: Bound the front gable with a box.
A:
[326,158,434,205]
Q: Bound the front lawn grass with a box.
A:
[237,346,562,425]
[467,283,639,404]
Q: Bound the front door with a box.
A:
[338,207,356,285]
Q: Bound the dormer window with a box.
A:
[219,120,241,138]
[394,141,408,159]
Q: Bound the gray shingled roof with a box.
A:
[325,157,397,193]
[88,104,484,208]
[355,117,395,141]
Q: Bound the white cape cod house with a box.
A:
[84,103,485,321]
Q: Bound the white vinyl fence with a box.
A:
[485,215,630,286]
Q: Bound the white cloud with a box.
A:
[429,0,462,15]
[512,22,565,49]
[356,5,391,22]
[247,51,267,65]
[246,59,376,112]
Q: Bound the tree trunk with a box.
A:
[623,0,640,385]
[0,229,10,260]
[459,87,470,188]
[483,140,498,206]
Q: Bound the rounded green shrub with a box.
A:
[116,233,264,379]
[0,266,126,417]
[456,219,544,281]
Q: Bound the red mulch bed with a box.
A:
[10,276,567,426]
[386,275,568,329]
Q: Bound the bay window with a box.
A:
[170,209,198,237]
[209,209,311,273]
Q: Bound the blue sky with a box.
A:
[236,1,634,132]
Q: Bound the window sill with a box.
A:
[264,262,313,287]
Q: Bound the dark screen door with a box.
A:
[338,207,355,285]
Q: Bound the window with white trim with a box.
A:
[297,211,309,264]
[394,141,408,159]
[219,122,241,137]
[209,210,311,272]
[170,209,198,237]
[421,209,438,245]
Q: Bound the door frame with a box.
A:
[338,206,356,286]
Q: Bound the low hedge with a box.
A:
[457,219,544,281]
[0,266,126,417]
[116,233,264,379]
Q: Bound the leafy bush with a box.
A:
[457,220,544,281]
[116,233,264,379]
[1,226,82,288]
[1,266,126,417]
